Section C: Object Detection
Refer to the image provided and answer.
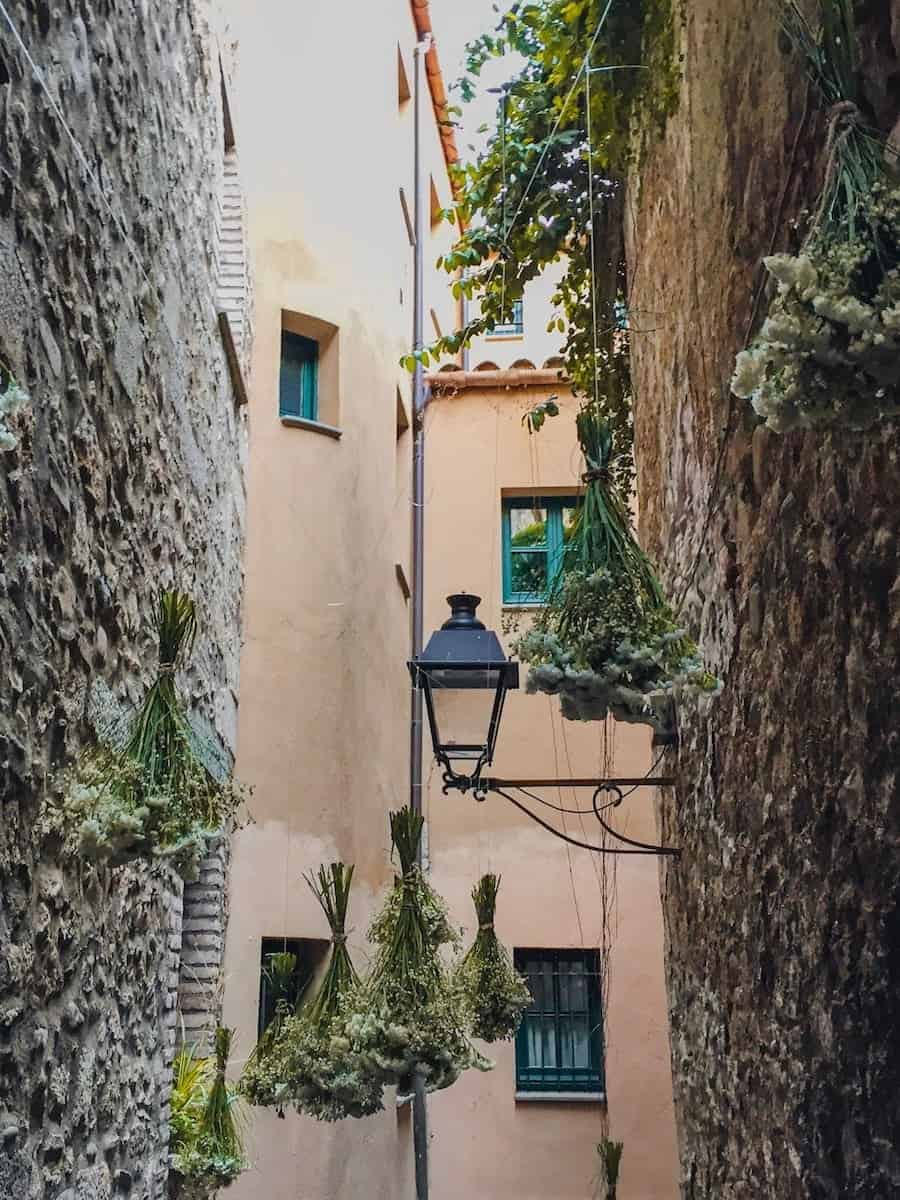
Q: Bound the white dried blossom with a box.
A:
[732,186,900,432]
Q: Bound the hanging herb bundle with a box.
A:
[240,949,304,1102]
[455,874,531,1043]
[514,405,718,730]
[346,808,490,1095]
[169,1028,247,1200]
[63,592,249,880]
[241,863,384,1121]
[731,0,900,431]
[597,1138,624,1200]
[0,361,28,452]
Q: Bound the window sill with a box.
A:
[515,1091,606,1104]
[485,333,524,341]
[502,602,545,611]
[280,415,342,440]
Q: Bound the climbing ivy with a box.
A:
[426,0,681,495]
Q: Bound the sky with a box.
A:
[428,0,522,154]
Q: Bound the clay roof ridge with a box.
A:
[410,0,461,194]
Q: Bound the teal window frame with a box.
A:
[514,948,605,1094]
[488,298,524,337]
[279,330,319,421]
[502,495,579,605]
[258,937,327,1038]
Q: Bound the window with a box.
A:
[279,330,318,421]
[258,937,328,1037]
[502,495,580,604]
[487,299,524,337]
[514,949,604,1096]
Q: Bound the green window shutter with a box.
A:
[513,948,604,1093]
[279,330,319,421]
[501,496,581,605]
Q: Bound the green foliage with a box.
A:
[514,406,718,729]
[732,1,900,431]
[455,874,532,1043]
[241,863,384,1121]
[0,360,28,452]
[521,394,560,433]
[62,592,250,880]
[169,1031,247,1200]
[347,809,489,1095]
[597,1137,624,1199]
[428,0,681,491]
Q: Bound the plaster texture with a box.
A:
[424,378,678,1200]
[628,4,900,1196]
[0,2,247,1195]
[218,2,458,1197]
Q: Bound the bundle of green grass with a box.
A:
[732,0,900,432]
[345,808,491,1095]
[455,874,531,1043]
[241,863,384,1121]
[169,1028,247,1200]
[514,406,718,730]
[64,592,248,880]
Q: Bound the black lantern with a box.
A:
[409,593,519,788]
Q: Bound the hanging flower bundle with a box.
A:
[241,863,384,1122]
[514,405,719,729]
[455,874,531,1043]
[731,0,900,432]
[346,808,490,1095]
[240,948,303,1104]
[64,592,249,880]
[169,1028,247,1200]
[0,362,28,452]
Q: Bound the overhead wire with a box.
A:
[0,0,158,297]
[476,0,618,305]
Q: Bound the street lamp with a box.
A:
[408,593,519,790]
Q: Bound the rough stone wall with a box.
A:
[0,1,246,1197]
[628,4,900,1198]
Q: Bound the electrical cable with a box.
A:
[492,786,677,856]
[476,0,618,303]
[0,0,158,297]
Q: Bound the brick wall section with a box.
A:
[628,4,899,1198]
[217,149,251,365]
[178,839,231,1052]
[0,1,246,1196]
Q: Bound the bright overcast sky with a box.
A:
[429,0,522,154]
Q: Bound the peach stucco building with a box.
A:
[218,2,678,1197]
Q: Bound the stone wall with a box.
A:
[0,1,246,1196]
[629,4,899,1198]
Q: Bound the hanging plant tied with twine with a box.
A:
[514,404,719,730]
[455,874,531,1043]
[169,1027,247,1200]
[345,807,492,1095]
[731,0,900,432]
[241,862,384,1122]
[63,592,249,880]
[597,1138,624,1200]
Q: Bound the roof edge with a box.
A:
[411,0,460,193]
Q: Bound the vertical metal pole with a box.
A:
[410,32,431,1200]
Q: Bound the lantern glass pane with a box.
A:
[430,685,497,760]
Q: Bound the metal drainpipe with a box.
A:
[410,31,431,1200]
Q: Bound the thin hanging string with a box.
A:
[548,699,585,945]
[478,0,617,301]
[499,87,509,322]
[585,54,601,413]
[0,0,158,298]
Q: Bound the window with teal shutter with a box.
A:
[502,496,580,604]
[279,330,319,421]
[514,948,604,1095]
